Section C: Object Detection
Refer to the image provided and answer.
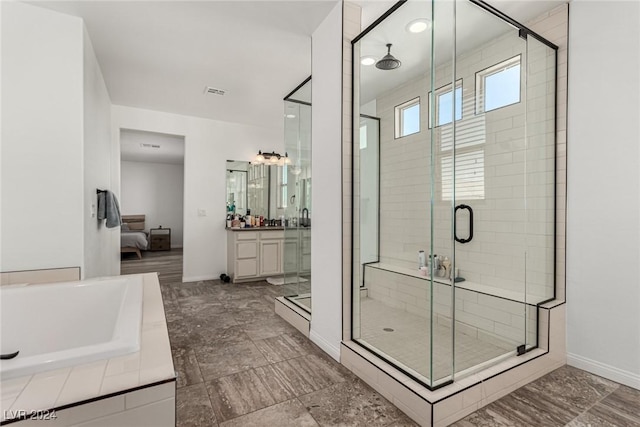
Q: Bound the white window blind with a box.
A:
[438,106,486,201]
[441,150,485,201]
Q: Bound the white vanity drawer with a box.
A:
[260,230,285,240]
[236,231,258,241]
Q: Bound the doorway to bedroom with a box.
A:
[119,129,185,264]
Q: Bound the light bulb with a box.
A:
[361,56,376,66]
[406,19,431,34]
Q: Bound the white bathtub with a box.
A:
[0,275,143,380]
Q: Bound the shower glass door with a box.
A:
[283,78,312,313]
[352,0,557,390]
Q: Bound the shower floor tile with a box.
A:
[358,298,512,382]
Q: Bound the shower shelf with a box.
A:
[365,263,544,306]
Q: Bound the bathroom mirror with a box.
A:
[226,160,248,215]
[226,160,285,219]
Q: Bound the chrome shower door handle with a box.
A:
[455,204,473,244]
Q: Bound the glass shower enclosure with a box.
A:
[282,77,312,312]
[352,0,557,389]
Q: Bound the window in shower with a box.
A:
[394,97,420,138]
[430,80,462,127]
[476,55,521,113]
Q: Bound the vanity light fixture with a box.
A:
[361,56,376,66]
[406,18,431,34]
[253,151,291,166]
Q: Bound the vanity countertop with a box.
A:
[226,226,311,231]
[227,226,284,231]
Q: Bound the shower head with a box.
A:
[375,44,401,70]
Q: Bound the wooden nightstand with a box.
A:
[149,227,171,251]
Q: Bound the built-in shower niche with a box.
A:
[352,0,556,389]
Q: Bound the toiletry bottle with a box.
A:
[442,256,451,280]
[431,254,439,272]
[418,250,426,269]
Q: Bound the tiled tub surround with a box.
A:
[0,267,80,287]
[0,273,175,426]
[1,276,143,380]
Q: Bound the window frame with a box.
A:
[429,79,463,129]
[394,97,421,139]
[475,55,522,114]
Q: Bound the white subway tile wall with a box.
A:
[372,28,556,303]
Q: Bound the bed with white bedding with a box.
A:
[121,215,148,259]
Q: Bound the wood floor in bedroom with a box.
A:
[121,250,640,427]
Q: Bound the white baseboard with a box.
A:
[567,353,640,390]
[309,329,341,362]
[182,275,216,283]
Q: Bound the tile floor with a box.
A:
[122,250,640,426]
[358,298,512,383]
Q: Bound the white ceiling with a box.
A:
[120,129,185,164]
[29,0,339,130]
[27,0,564,133]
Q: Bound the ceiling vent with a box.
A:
[140,143,160,149]
[205,86,226,96]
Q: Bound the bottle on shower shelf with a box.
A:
[418,250,427,276]
[442,256,451,280]
[430,254,439,273]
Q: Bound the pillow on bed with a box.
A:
[121,223,130,231]
[128,222,145,231]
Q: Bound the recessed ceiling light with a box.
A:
[406,18,431,34]
[285,114,296,119]
[361,56,376,66]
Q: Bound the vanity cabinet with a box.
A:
[227,229,285,283]
[259,232,283,276]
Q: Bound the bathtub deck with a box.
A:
[0,273,175,425]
